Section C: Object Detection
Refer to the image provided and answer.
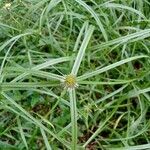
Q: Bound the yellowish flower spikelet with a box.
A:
[3,3,11,9]
[63,74,78,89]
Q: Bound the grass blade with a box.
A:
[127,87,150,101]
[33,57,70,70]
[92,29,150,51]
[0,39,18,77]
[75,0,108,41]
[0,141,19,150]
[1,92,70,149]
[10,56,69,83]
[1,82,58,88]
[78,79,135,85]
[73,21,89,52]
[77,55,148,81]
[104,3,146,19]
[83,105,118,148]
[96,84,128,104]
[17,117,28,150]
[0,23,20,31]
[40,128,52,150]
[69,89,78,150]
[31,70,64,81]
[71,25,94,75]
[0,32,33,52]
[108,143,150,150]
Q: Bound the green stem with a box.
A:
[69,89,77,150]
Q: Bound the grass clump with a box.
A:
[0,0,150,150]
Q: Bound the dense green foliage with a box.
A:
[0,0,150,149]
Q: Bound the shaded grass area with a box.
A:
[0,0,150,149]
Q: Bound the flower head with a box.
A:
[3,3,11,9]
[63,74,78,90]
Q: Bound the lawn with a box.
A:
[0,0,150,150]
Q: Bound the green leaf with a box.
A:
[0,141,19,150]
[75,0,108,41]
[69,89,78,150]
[77,55,148,81]
[71,25,94,76]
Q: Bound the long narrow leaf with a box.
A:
[1,82,58,88]
[73,21,89,52]
[83,105,118,148]
[69,89,78,150]
[77,55,148,81]
[31,70,64,81]
[75,0,108,41]
[96,84,128,104]
[33,57,70,70]
[40,128,52,150]
[108,143,150,150]
[0,32,33,52]
[1,92,70,149]
[17,117,28,150]
[71,25,94,75]
[104,3,146,19]
[92,29,150,51]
